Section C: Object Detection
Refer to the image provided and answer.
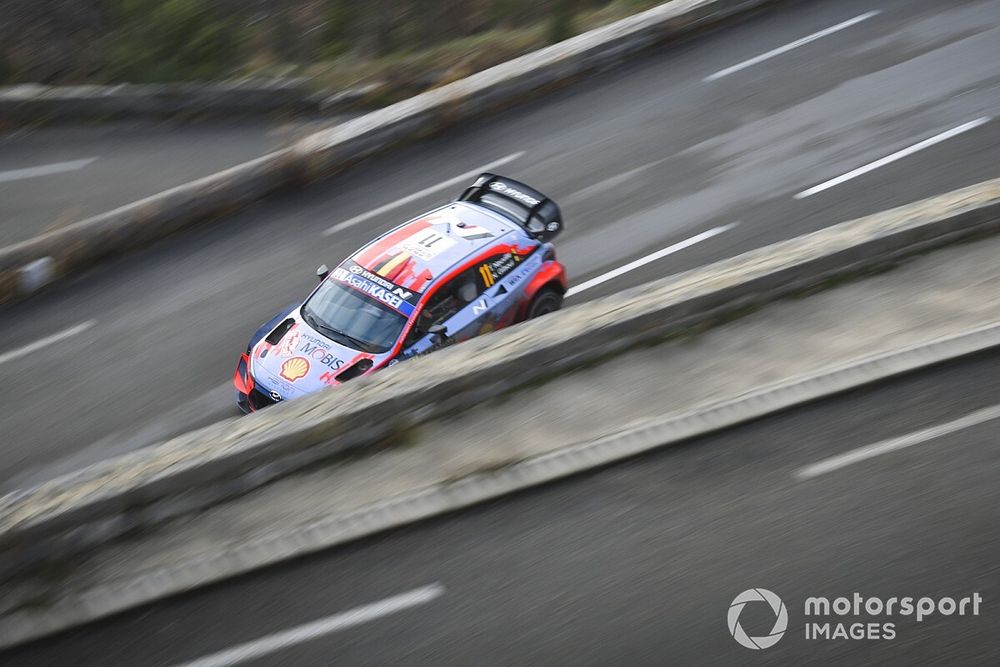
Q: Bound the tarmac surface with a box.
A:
[1,0,999,497]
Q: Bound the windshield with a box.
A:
[301,280,408,354]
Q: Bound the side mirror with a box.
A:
[428,323,450,347]
[316,264,330,281]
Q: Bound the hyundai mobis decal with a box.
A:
[251,318,378,399]
[257,324,348,373]
[331,262,420,317]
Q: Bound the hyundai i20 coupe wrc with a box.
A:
[234,173,567,412]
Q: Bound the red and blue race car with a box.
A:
[234,173,567,412]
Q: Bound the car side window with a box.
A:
[403,269,481,348]
[425,285,463,324]
[401,320,425,350]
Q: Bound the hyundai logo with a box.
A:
[269,390,282,401]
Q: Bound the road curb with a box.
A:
[0,0,780,303]
[1,320,998,649]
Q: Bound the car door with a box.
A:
[469,249,532,332]
[397,247,540,359]
[398,267,486,358]
[397,273,467,358]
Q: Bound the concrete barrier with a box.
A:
[0,0,781,303]
[0,79,374,124]
[1,176,999,580]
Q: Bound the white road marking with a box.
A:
[175,583,444,667]
[565,224,737,297]
[795,117,991,199]
[322,152,525,235]
[704,11,880,81]
[0,320,96,367]
[0,157,98,184]
[795,404,1000,480]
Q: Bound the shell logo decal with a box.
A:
[280,356,310,382]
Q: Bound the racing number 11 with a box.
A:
[414,230,445,249]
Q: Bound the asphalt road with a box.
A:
[0,118,329,247]
[2,0,1000,490]
[5,347,999,666]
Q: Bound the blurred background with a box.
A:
[1,0,655,95]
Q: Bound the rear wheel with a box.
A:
[526,287,563,319]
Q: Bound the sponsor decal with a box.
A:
[397,228,457,261]
[279,357,310,382]
[332,267,416,316]
[260,373,297,396]
[276,328,300,358]
[346,263,415,300]
[489,180,540,206]
[299,331,328,345]
[472,297,489,316]
[506,264,529,288]
[503,251,540,290]
[479,251,522,287]
[299,340,346,371]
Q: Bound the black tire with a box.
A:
[526,287,563,319]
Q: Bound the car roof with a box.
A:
[343,202,530,294]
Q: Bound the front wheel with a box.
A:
[526,287,563,319]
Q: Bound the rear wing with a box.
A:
[458,173,563,242]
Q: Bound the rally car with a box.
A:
[234,173,567,412]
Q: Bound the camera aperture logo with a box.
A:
[728,588,788,649]
[728,589,983,648]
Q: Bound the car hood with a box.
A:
[249,312,388,400]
